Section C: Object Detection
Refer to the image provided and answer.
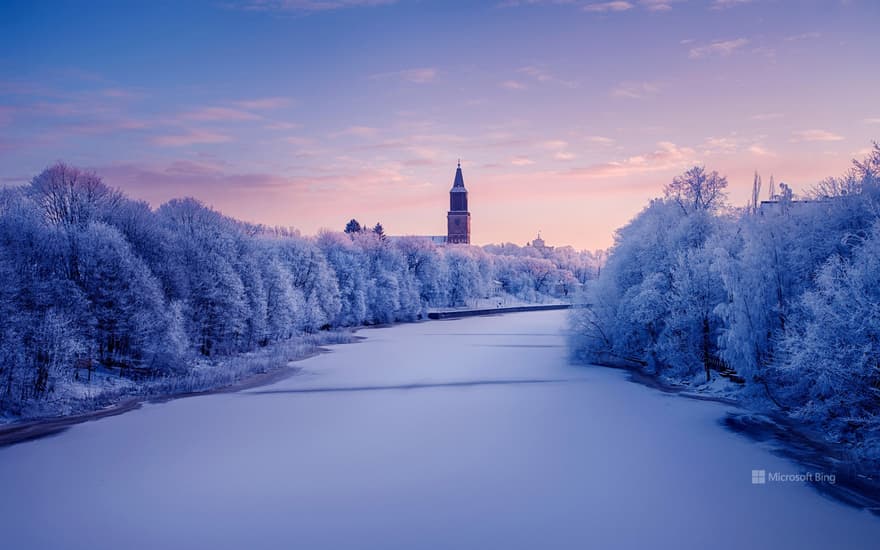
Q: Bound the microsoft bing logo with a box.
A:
[752,470,766,484]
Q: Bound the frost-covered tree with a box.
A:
[157,199,249,356]
[571,168,728,378]
[318,231,368,326]
[664,165,728,214]
[235,242,269,348]
[273,235,341,331]
[75,221,179,372]
[261,253,304,343]
[355,231,404,324]
[443,246,486,306]
[777,221,880,428]
[0,188,90,404]
[395,237,449,307]
[28,163,122,229]
[658,242,726,381]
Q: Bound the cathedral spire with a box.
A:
[447,161,471,244]
[452,161,465,189]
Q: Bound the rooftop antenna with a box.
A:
[457,158,461,168]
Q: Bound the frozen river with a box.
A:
[1,310,878,549]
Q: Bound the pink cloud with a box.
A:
[554,151,576,161]
[181,106,260,122]
[374,68,438,84]
[584,1,634,12]
[785,32,821,42]
[689,38,749,59]
[153,130,233,147]
[640,0,677,11]
[541,140,568,150]
[99,161,313,195]
[791,129,844,143]
[284,136,316,146]
[611,81,660,99]
[92,159,440,236]
[333,126,380,138]
[748,144,776,157]
[702,136,741,155]
[750,112,783,121]
[64,118,152,134]
[501,80,527,90]
[101,88,146,99]
[231,97,291,110]
[229,0,399,14]
[711,0,752,8]
[26,101,106,117]
[517,66,577,88]
[264,121,300,130]
[564,141,696,179]
[587,135,615,145]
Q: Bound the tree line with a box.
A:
[0,163,599,414]
[570,143,880,467]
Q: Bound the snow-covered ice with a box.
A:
[0,310,877,549]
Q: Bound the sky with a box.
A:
[1,0,878,250]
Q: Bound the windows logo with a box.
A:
[752,469,766,484]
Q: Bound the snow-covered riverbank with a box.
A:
[0,310,877,549]
[0,330,357,426]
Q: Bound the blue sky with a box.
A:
[1,0,878,248]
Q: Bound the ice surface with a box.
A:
[0,311,877,549]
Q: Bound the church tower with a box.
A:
[447,161,471,244]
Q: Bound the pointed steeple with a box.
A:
[452,160,465,189]
[447,160,471,244]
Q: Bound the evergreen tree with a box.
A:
[344,219,362,234]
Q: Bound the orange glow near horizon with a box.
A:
[94,147,866,251]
